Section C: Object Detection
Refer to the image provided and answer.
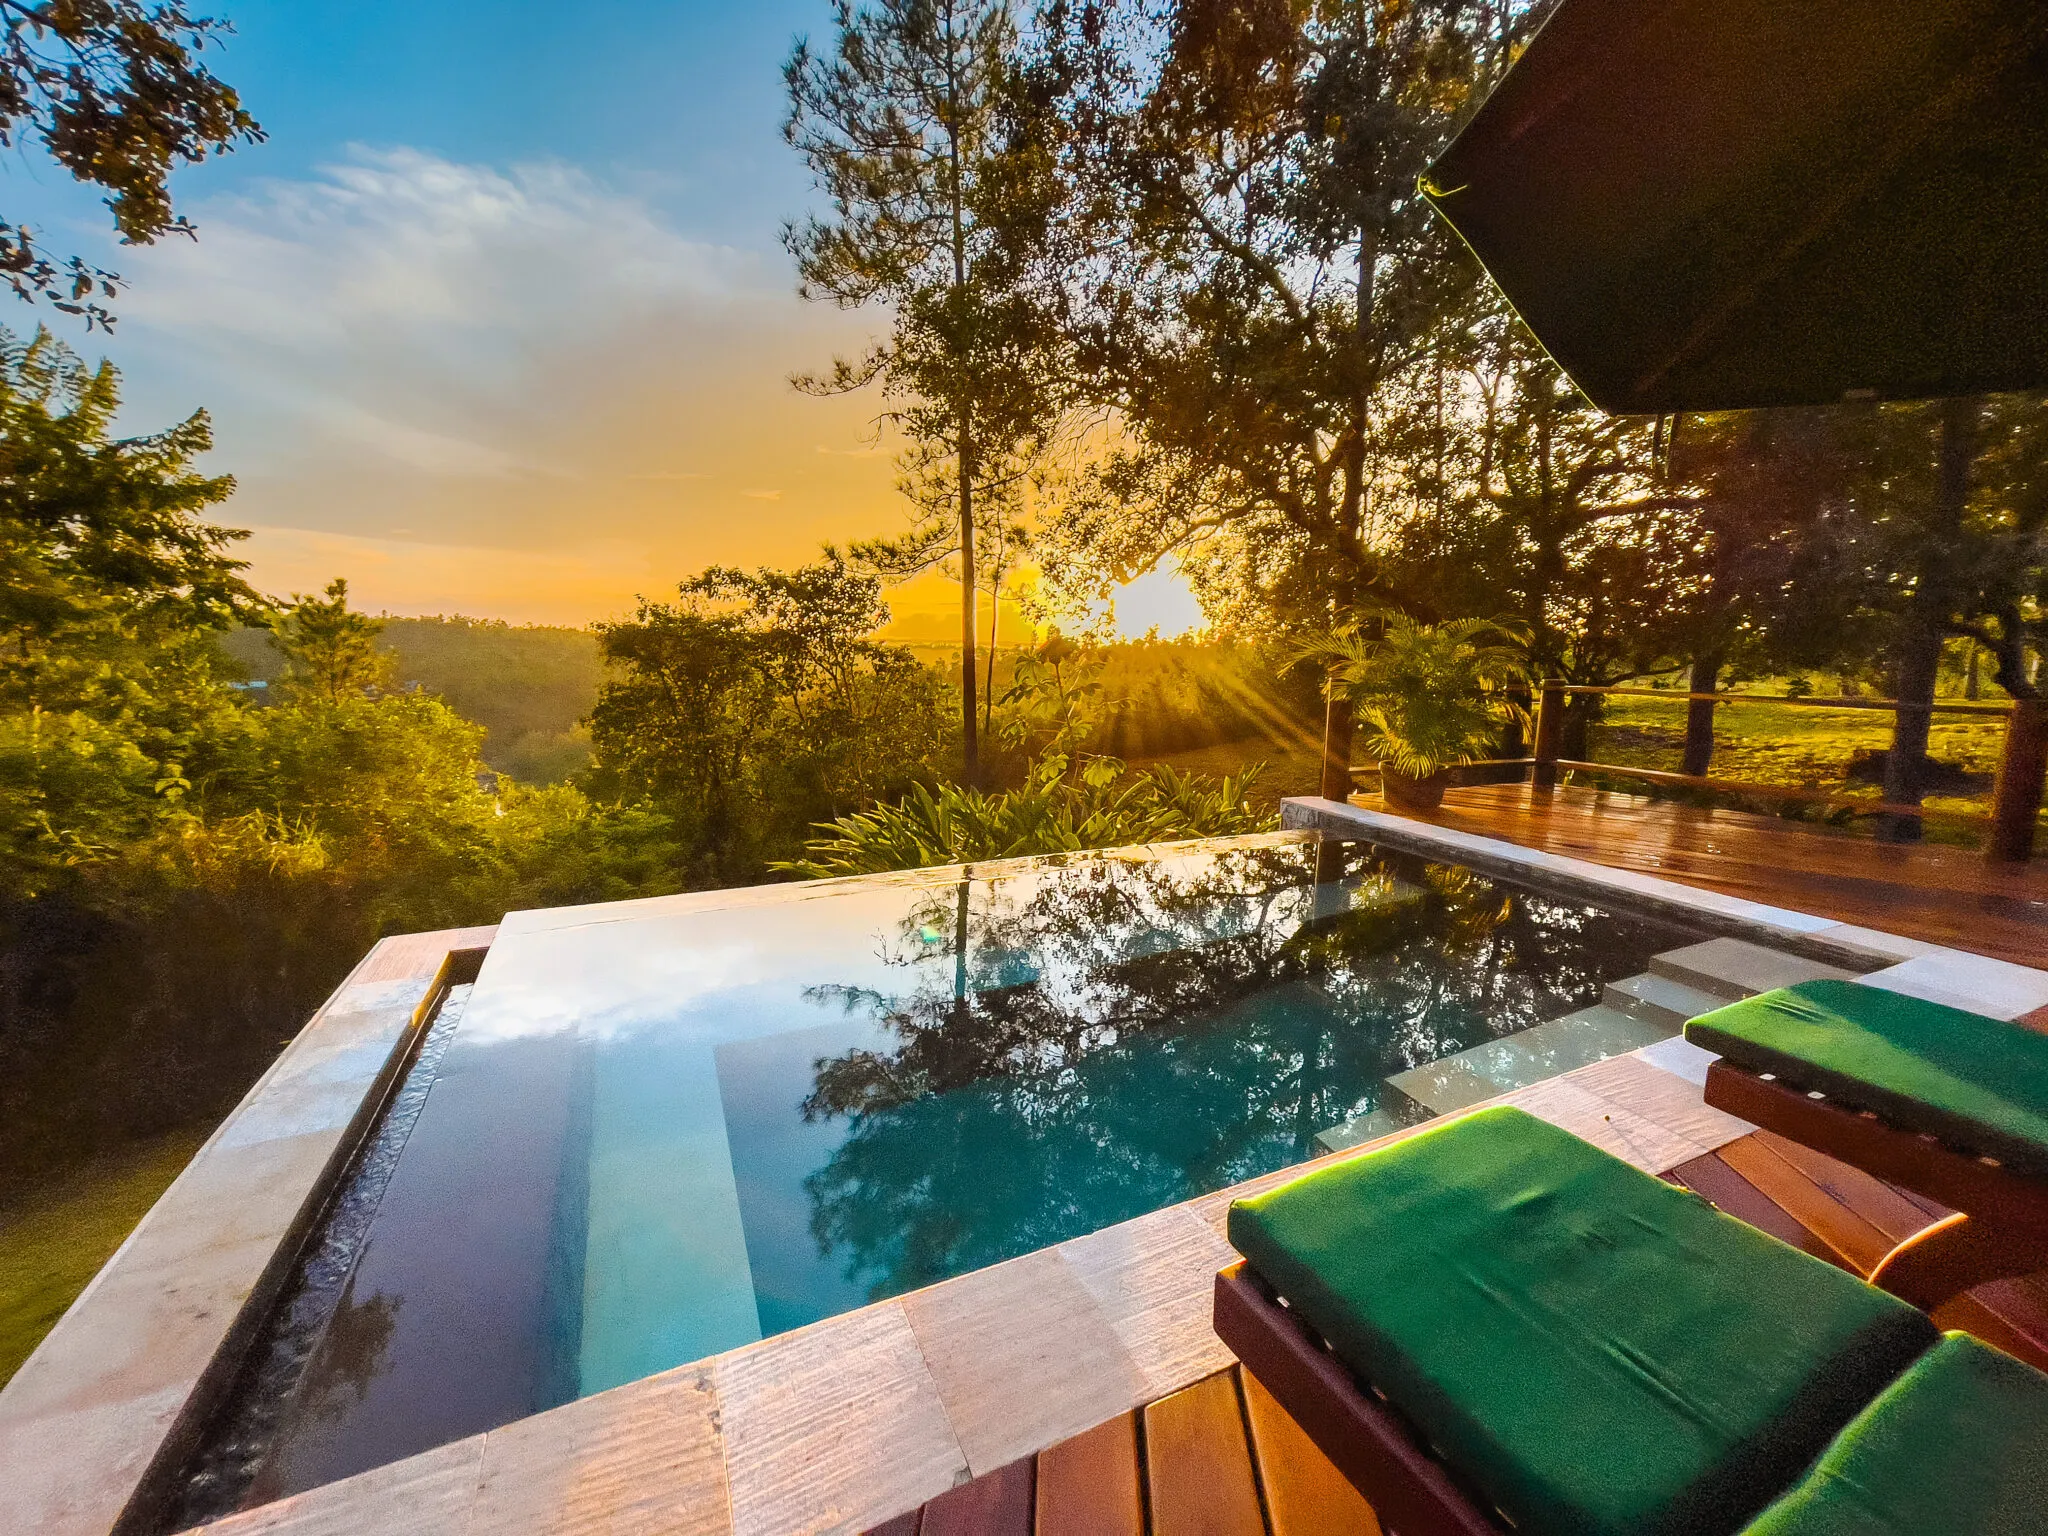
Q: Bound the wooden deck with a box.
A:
[1402,784,2048,967]
[866,1364,1380,1536]
[874,1125,2048,1536]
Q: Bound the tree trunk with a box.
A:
[983,561,998,739]
[1561,694,1596,762]
[1319,690,1354,802]
[1682,653,1722,777]
[1878,398,1975,842]
[1879,623,1941,842]
[1964,644,1981,701]
[958,409,979,787]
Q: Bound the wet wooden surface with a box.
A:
[1404,784,2048,966]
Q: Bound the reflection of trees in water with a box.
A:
[800,839,1673,1303]
[300,1285,401,1425]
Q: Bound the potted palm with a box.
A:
[1306,616,1528,813]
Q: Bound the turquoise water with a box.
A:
[246,833,1691,1497]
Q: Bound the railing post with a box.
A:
[1319,688,1355,803]
[1988,697,2047,865]
[1532,682,1564,792]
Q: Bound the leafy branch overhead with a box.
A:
[0,0,262,325]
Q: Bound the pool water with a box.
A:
[231,833,1696,1502]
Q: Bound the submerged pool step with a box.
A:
[1312,1107,1407,1155]
[1647,937,1858,1002]
[1603,972,1733,1030]
[1370,1002,1673,1125]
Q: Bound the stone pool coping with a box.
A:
[0,925,497,1536]
[10,803,2046,1535]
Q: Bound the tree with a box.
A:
[0,1,262,325]
[785,0,1062,785]
[586,552,954,881]
[0,328,253,704]
[1034,0,1525,631]
[1821,394,2048,836]
[273,580,394,705]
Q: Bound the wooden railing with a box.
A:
[1525,683,2046,867]
[1332,685,2048,867]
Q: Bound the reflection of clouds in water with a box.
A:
[457,876,986,1046]
[458,835,1337,1049]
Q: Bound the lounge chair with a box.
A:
[1212,1107,2048,1536]
[1685,979,2048,1307]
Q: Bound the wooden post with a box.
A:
[1319,691,1355,803]
[1988,697,2047,865]
[1532,682,1564,791]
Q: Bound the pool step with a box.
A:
[1648,937,1859,1002]
[1374,1003,1672,1123]
[1311,937,1855,1150]
[1604,972,1730,1030]
[1312,1107,1407,1155]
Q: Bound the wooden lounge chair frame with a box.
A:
[1213,1261,1506,1536]
[1704,1059,2048,1308]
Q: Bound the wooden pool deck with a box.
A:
[869,1119,2048,1536]
[1402,783,2048,968]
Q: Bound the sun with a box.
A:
[1104,559,1207,640]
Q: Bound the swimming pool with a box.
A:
[180,831,1701,1513]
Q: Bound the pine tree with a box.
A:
[785,0,1061,784]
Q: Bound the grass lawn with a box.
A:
[1590,694,2018,835]
[0,1131,206,1389]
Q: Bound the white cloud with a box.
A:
[88,146,905,618]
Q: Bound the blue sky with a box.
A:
[3,0,1204,636]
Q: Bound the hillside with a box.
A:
[220,617,604,783]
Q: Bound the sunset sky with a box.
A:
[7,0,1202,639]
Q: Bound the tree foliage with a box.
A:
[588,552,956,882]
[0,0,261,324]
[786,0,1066,781]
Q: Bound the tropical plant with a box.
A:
[773,752,1272,877]
[1306,615,1526,780]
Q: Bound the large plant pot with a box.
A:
[1380,767,1450,813]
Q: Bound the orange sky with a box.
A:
[86,148,1203,640]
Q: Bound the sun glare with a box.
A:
[1102,559,1207,640]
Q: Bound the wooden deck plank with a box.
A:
[1403,784,2048,967]
[1240,1367,1382,1536]
[1669,1151,1839,1264]
[921,1457,1033,1536]
[1713,1134,1895,1271]
[1142,1371,1266,1536]
[1748,1131,1944,1244]
[1034,1412,1144,1536]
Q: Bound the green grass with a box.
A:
[1588,692,2026,843]
[0,1132,206,1388]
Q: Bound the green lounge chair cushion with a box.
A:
[1742,1332,2048,1534]
[1684,979,2048,1176]
[1227,1107,1936,1536]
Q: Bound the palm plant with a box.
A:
[1303,616,1528,810]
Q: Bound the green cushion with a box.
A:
[1742,1332,2048,1534]
[1227,1107,1936,1536]
[1684,980,2048,1175]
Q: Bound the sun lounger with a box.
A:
[1685,979,2048,1306]
[1212,1107,2048,1536]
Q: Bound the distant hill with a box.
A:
[219,617,603,783]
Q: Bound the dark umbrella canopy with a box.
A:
[1422,0,2048,414]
